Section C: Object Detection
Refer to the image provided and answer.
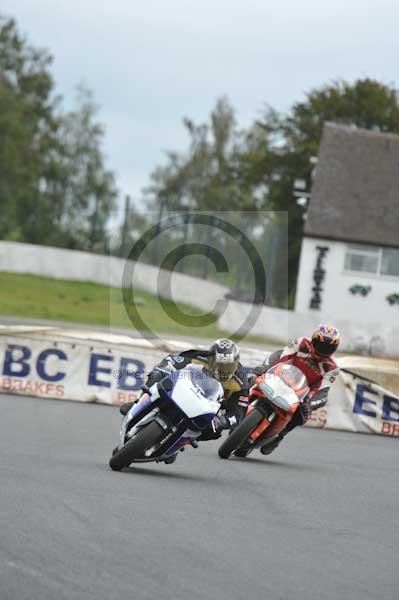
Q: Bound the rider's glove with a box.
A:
[300,398,312,423]
[252,365,266,377]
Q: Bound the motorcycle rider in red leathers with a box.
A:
[255,324,340,455]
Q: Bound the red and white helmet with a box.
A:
[311,324,340,357]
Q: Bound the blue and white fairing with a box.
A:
[165,364,223,418]
[118,364,224,457]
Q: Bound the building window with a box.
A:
[381,248,399,277]
[344,244,399,277]
[344,245,379,274]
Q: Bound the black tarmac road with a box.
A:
[1,394,398,600]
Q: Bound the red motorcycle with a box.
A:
[218,361,310,459]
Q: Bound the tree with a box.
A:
[0,15,59,241]
[48,85,117,251]
[0,15,117,251]
[145,97,256,213]
[144,98,282,300]
[115,196,150,258]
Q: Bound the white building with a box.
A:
[295,123,399,326]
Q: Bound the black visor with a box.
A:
[313,339,338,356]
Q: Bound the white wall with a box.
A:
[296,237,399,323]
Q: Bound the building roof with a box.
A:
[305,122,399,248]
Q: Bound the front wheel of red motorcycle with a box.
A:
[218,409,265,459]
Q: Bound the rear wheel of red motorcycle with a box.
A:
[218,409,264,459]
[109,421,164,471]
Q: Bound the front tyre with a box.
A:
[109,421,164,471]
[233,445,253,458]
[218,409,264,459]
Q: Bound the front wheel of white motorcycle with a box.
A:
[109,421,164,471]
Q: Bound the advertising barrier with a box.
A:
[0,326,264,407]
[0,327,181,406]
[306,369,399,436]
[0,326,398,436]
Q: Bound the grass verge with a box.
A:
[0,272,272,345]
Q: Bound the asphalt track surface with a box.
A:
[1,394,398,600]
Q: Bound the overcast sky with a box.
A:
[3,1,399,221]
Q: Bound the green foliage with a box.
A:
[46,85,117,252]
[145,97,261,213]
[0,15,117,250]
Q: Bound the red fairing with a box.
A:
[271,337,339,400]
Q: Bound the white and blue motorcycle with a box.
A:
[109,364,223,471]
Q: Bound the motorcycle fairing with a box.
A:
[258,374,300,411]
[161,364,223,419]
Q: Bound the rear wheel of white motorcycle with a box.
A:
[218,409,264,459]
[109,421,164,471]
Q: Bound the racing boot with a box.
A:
[119,401,135,416]
[163,454,178,465]
[260,432,285,455]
